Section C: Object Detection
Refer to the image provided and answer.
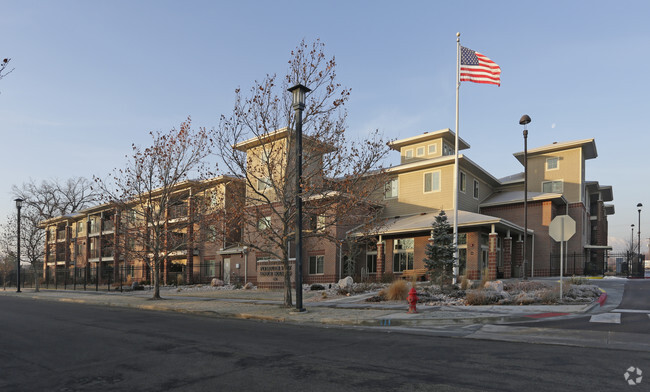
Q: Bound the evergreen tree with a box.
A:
[423,210,456,286]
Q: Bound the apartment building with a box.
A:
[40,176,243,286]
[41,128,614,286]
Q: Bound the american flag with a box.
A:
[460,46,501,86]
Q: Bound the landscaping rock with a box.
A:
[484,280,504,292]
[337,276,354,291]
[244,282,254,290]
[211,278,224,287]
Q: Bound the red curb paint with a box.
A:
[524,312,570,319]
[597,292,607,306]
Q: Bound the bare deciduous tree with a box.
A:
[0,58,14,83]
[214,39,390,307]
[94,117,214,299]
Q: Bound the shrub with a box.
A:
[310,284,325,291]
[385,280,409,301]
[380,272,396,284]
[539,288,559,304]
[460,275,469,291]
[569,276,587,285]
[480,269,489,288]
[465,290,501,305]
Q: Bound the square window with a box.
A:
[257,177,270,191]
[416,146,425,157]
[428,144,437,155]
[405,149,413,159]
[258,216,271,230]
[542,180,563,193]
[459,172,467,193]
[385,178,398,199]
[546,157,559,171]
[309,255,324,274]
[424,171,440,193]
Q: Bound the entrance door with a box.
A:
[224,258,231,284]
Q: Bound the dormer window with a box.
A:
[546,157,559,171]
[405,149,413,159]
[416,146,425,157]
[428,144,437,155]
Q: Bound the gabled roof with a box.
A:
[480,191,567,208]
[354,210,529,237]
[386,154,501,187]
[513,138,597,165]
[388,128,470,151]
[233,127,335,153]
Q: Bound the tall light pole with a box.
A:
[14,198,23,293]
[636,203,643,260]
[288,83,310,312]
[519,114,531,279]
[630,224,635,277]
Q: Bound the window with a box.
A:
[258,216,271,230]
[366,243,377,273]
[257,177,270,191]
[542,180,563,193]
[473,179,479,199]
[207,225,218,242]
[457,233,467,245]
[416,146,425,157]
[384,178,398,199]
[393,238,414,272]
[405,149,413,159]
[546,157,559,171]
[424,171,441,193]
[366,254,377,273]
[77,222,84,234]
[309,255,324,274]
[428,144,437,155]
[459,171,467,193]
[210,190,219,208]
[202,260,216,277]
[442,143,454,156]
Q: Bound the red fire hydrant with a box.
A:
[407,287,418,313]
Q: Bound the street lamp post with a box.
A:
[637,203,643,272]
[14,198,23,292]
[288,83,310,312]
[630,224,635,277]
[519,115,531,279]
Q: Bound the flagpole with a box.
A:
[453,32,460,285]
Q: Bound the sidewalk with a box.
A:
[0,278,624,328]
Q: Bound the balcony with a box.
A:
[56,252,66,262]
[169,204,189,220]
[102,247,114,258]
[102,220,115,233]
[57,230,66,242]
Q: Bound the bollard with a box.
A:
[407,287,418,314]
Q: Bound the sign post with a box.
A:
[549,215,576,300]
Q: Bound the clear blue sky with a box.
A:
[1,0,648,253]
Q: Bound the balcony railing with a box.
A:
[90,249,100,259]
[102,220,114,232]
[56,252,66,261]
[102,247,114,258]
[169,204,188,220]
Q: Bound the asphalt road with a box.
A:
[1,295,648,391]
[516,280,650,334]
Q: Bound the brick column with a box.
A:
[186,198,194,284]
[113,211,120,283]
[488,233,497,281]
[514,239,523,278]
[376,241,385,281]
[503,236,512,279]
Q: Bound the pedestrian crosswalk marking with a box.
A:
[612,309,650,314]
[589,313,621,324]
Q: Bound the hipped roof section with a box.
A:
[513,138,597,165]
[233,127,335,153]
[39,175,241,227]
[388,128,470,151]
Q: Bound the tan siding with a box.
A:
[527,147,582,203]
[383,164,455,217]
